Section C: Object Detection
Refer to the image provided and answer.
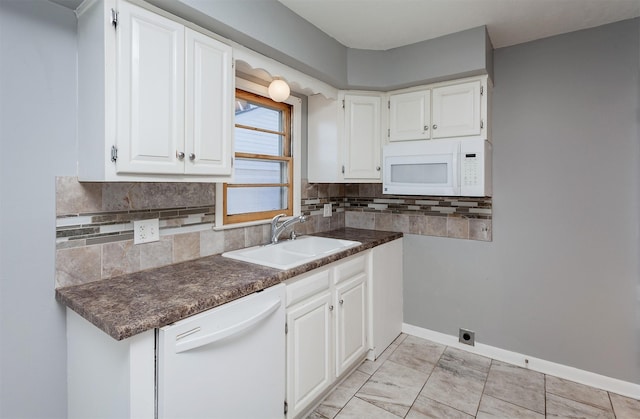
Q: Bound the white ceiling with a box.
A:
[278,0,640,50]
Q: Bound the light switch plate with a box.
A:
[134,218,159,244]
[323,203,332,217]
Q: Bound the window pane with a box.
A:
[232,158,288,184]
[227,187,289,215]
[235,127,284,156]
[235,100,282,132]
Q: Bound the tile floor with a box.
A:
[307,334,640,419]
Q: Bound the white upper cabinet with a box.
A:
[77,0,233,182]
[343,94,382,180]
[387,75,489,142]
[432,79,482,138]
[184,28,233,176]
[389,90,431,141]
[308,92,383,183]
[116,1,185,175]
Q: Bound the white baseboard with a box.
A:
[402,323,640,400]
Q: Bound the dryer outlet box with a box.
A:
[459,328,475,346]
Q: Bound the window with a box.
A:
[223,89,293,224]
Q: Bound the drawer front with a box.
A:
[334,254,368,284]
[286,268,331,308]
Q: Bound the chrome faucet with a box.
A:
[270,214,307,244]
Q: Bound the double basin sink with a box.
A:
[222,235,361,270]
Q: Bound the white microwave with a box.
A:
[383,138,492,197]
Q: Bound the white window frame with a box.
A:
[215,77,302,229]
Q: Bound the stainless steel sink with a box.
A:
[221,236,361,270]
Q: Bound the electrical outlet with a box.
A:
[134,218,159,244]
[323,203,332,217]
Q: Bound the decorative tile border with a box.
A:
[55,177,345,288]
[55,177,492,288]
[310,181,492,242]
[56,206,215,249]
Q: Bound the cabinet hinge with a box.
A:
[480,85,484,96]
[341,99,345,109]
[387,100,390,109]
[110,8,118,29]
[110,145,118,163]
[285,323,288,334]
[480,119,484,129]
[284,401,288,415]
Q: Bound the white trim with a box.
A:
[215,78,302,228]
[233,49,338,100]
[402,323,640,400]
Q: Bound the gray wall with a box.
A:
[0,1,77,417]
[150,0,350,87]
[149,0,492,90]
[404,18,640,383]
[347,26,491,90]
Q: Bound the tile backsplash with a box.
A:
[55,177,491,288]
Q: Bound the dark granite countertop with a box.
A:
[55,228,402,340]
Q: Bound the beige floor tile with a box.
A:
[610,393,640,418]
[439,346,491,374]
[476,394,544,418]
[419,361,488,416]
[317,370,370,414]
[546,392,614,418]
[335,396,402,419]
[392,333,408,345]
[406,395,474,419]
[483,360,545,414]
[387,335,445,373]
[306,410,331,419]
[356,359,430,417]
[358,342,398,375]
[545,375,612,411]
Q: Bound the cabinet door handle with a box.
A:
[376,166,380,171]
[432,124,438,130]
[189,153,196,161]
[329,305,334,311]
[339,299,344,305]
[424,125,429,131]
[177,151,185,160]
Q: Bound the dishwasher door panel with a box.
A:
[158,284,285,419]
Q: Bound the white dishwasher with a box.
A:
[157,284,286,419]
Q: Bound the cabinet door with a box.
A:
[116,1,185,174]
[185,28,233,176]
[286,291,333,418]
[343,94,382,180]
[335,274,367,376]
[431,80,481,138]
[389,90,431,141]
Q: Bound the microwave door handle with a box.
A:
[452,145,460,194]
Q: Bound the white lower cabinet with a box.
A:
[286,287,333,417]
[335,274,367,376]
[65,241,403,419]
[285,253,370,418]
[368,238,404,360]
